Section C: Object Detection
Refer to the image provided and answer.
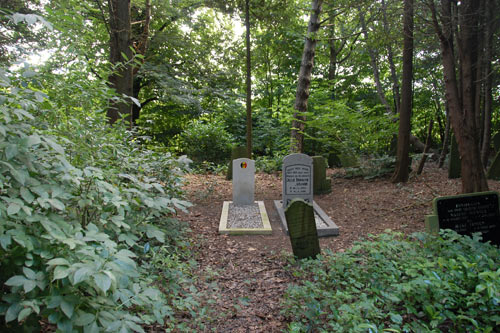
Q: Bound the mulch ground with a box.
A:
[178,163,500,332]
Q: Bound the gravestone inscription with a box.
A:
[232,158,255,206]
[282,153,313,209]
[434,191,500,246]
[285,198,320,259]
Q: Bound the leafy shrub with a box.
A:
[305,97,397,156]
[255,151,287,174]
[282,230,500,332]
[0,67,204,332]
[175,120,233,165]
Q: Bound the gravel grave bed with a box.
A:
[227,202,263,229]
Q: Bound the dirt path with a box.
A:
[178,164,500,332]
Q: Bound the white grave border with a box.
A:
[219,201,272,235]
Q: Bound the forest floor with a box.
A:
[178,163,500,332]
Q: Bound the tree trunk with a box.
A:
[417,118,434,175]
[438,102,450,168]
[107,0,133,125]
[359,9,392,115]
[328,14,337,99]
[291,0,323,153]
[391,0,413,183]
[480,0,495,168]
[245,0,252,158]
[429,0,488,193]
[381,0,401,114]
[130,0,151,126]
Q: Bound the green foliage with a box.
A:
[255,151,287,174]
[0,67,205,332]
[305,95,397,157]
[175,119,233,165]
[282,231,500,332]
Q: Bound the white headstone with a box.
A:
[233,158,255,206]
[282,153,313,208]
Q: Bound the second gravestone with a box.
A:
[282,153,313,208]
[233,158,255,205]
[285,199,320,259]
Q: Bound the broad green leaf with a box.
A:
[75,311,95,326]
[0,234,12,249]
[5,303,22,323]
[23,279,37,293]
[53,266,70,281]
[57,318,73,333]
[5,144,18,160]
[48,198,65,211]
[22,267,36,280]
[84,321,99,333]
[60,300,74,318]
[43,137,64,154]
[94,273,112,294]
[47,296,62,309]
[47,258,70,266]
[17,307,32,322]
[390,313,403,324]
[5,275,27,287]
[26,134,41,146]
[106,320,122,332]
[126,320,145,333]
[476,284,486,293]
[7,203,21,216]
[73,267,92,285]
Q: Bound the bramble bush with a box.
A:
[282,230,500,332]
[0,65,206,332]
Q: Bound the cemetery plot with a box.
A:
[274,200,339,237]
[219,158,272,235]
[219,201,272,235]
[276,153,339,237]
[426,191,500,246]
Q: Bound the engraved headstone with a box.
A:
[433,191,500,246]
[232,158,255,206]
[282,153,313,209]
[285,199,320,259]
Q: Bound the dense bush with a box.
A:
[0,67,205,332]
[282,230,500,332]
[305,96,397,157]
[176,120,233,165]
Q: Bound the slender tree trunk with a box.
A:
[438,102,451,168]
[429,0,488,193]
[291,0,323,153]
[328,16,337,99]
[391,0,413,183]
[417,118,434,175]
[381,0,401,114]
[245,0,252,158]
[480,0,495,168]
[107,0,133,125]
[359,9,392,115]
[131,0,151,126]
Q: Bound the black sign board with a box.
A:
[434,192,500,246]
